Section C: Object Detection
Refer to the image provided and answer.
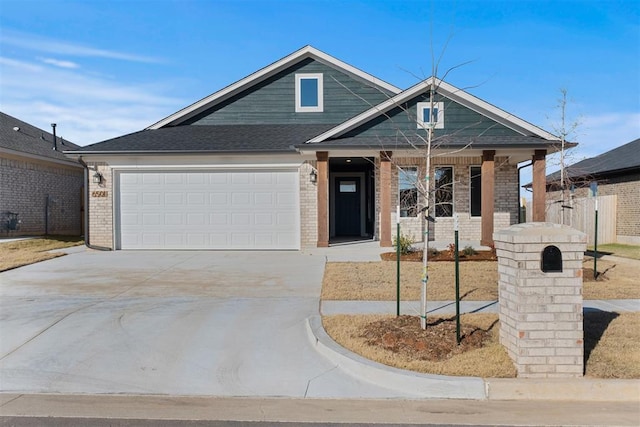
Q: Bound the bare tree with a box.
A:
[549,88,580,225]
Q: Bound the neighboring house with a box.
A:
[544,138,640,245]
[0,112,84,236]
[66,46,559,251]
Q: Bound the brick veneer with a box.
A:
[494,222,586,378]
[300,161,318,248]
[1,154,83,236]
[86,162,113,248]
[385,156,519,243]
[547,171,640,244]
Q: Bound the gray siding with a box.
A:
[344,94,521,138]
[186,58,394,125]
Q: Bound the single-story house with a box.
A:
[66,46,560,250]
[544,138,640,245]
[0,112,84,236]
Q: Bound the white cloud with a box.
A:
[2,30,161,63]
[39,57,80,69]
[0,56,184,145]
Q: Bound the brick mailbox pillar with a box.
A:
[493,222,587,378]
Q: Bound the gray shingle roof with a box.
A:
[306,134,556,150]
[0,112,81,163]
[546,138,640,182]
[72,124,558,154]
[70,124,337,153]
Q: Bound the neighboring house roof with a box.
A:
[306,77,560,144]
[147,45,401,129]
[545,138,640,183]
[68,124,336,154]
[0,112,81,166]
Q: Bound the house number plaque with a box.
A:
[91,191,108,198]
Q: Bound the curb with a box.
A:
[306,315,486,400]
[307,315,640,402]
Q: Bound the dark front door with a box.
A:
[335,177,361,236]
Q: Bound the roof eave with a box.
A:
[65,149,299,156]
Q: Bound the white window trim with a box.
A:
[417,101,444,129]
[295,73,323,112]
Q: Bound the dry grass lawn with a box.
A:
[0,236,83,272]
[582,257,640,299]
[323,312,640,379]
[584,311,640,378]
[322,261,498,301]
[322,258,639,301]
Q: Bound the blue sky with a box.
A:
[1,0,638,168]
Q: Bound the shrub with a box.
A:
[463,245,477,256]
[393,233,414,255]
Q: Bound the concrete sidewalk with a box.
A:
[321,299,640,316]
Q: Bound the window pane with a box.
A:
[300,78,319,107]
[399,167,418,217]
[340,181,356,193]
[470,166,482,217]
[435,166,453,217]
[422,108,430,123]
[421,107,438,124]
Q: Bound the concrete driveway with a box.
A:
[0,248,411,398]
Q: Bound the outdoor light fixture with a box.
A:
[310,169,318,183]
[93,171,103,184]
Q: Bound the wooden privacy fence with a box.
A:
[545,195,617,245]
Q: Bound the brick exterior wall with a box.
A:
[548,172,640,243]
[494,223,587,378]
[0,154,83,236]
[300,161,318,248]
[86,162,114,248]
[383,155,519,243]
[83,155,524,249]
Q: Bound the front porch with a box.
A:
[311,150,548,248]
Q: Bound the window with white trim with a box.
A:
[434,166,453,217]
[417,101,444,129]
[398,167,418,217]
[295,73,323,112]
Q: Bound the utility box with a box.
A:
[494,222,587,378]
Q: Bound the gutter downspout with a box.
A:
[77,156,111,251]
[517,161,532,223]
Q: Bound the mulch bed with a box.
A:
[360,315,492,361]
[381,250,497,262]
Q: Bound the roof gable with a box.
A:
[307,77,559,143]
[148,45,401,129]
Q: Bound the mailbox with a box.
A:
[541,245,562,272]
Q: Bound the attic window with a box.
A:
[295,73,323,112]
[417,101,444,129]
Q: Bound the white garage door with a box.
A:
[117,170,300,250]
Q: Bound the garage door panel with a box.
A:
[118,170,299,249]
[165,193,184,204]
